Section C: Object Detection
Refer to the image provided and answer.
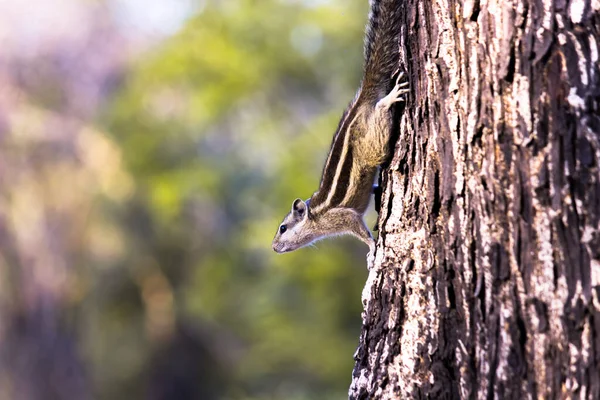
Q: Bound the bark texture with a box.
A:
[350,0,600,398]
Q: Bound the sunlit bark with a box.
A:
[350,1,600,398]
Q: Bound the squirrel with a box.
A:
[272,0,409,268]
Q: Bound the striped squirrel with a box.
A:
[272,0,408,268]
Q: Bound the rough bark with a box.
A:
[350,0,600,398]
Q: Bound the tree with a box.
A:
[350,1,600,398]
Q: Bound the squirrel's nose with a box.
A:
[272,242,286,253]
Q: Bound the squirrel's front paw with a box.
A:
[366,249,376,270]
[377,72,410,110]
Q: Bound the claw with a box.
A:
[366,243,377,270]
[395,71,406,86]
[376,73,410,110]
[367,251,375,270]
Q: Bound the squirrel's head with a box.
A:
[272,198,315,253]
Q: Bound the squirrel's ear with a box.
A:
[292,198,307,217]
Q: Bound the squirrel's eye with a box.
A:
[279,225,287,234]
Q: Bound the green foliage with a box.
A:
[100,0,372,398]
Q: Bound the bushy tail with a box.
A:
[362,0,403,99]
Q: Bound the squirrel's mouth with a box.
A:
[272,243,286,253]
[272,242,292,253]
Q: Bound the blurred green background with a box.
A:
[0,0,373,399]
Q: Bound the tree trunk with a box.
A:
[350,0,600,398]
